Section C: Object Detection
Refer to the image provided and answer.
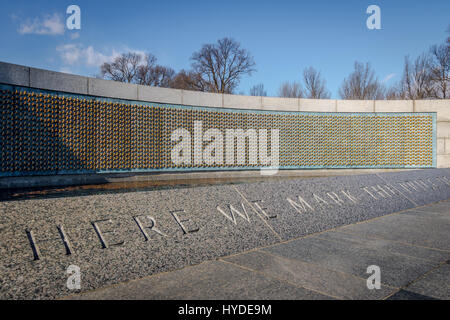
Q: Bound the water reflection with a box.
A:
[0,175,326,202]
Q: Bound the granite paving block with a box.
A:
[434,199,450,206]
[387,289,438,300]
[410,202,450,214]
[0,185,279,299]
[400,209,450,221]
[223,250,395,300]
[319,230,450,263]
[404,264,450,299]
[340,212,450,251]
[263,235,437,288]
[65,260,332,300]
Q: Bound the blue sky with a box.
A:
[1,0,449,98]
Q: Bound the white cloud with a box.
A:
[69,32,80,40]
[57,44,149,69]
[382,73,396,83]
[57,44,122,67]
[18,13,65,35]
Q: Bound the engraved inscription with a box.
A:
[341,190,359,203]
[313,193,329,207]
[171,210,199,234]
[326,192,345,205]
[14,173,450,262]
[133,215,165,241]
[92,219,125,249]
[217,203,251,225]
[287,196,314,214]
[26,225,73,260]
[251,200,277,219]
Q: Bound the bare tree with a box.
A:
[400,54,435,99]
[339,62,385,99]
[278,81,303,98]
[190,38,256,93]
[250,83,267,96]
[303,67,331,99]
[385,83,405,100]
[100,52,175,87]
[170,69,207,91]
[100,52,143,83]
[429,44,449,98]
[138,65,175,87]
[135,54,175,87]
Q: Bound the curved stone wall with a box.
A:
[0,61,448,176]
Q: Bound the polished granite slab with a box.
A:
[1,169,449,299]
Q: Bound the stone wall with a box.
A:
[1,61,449,168]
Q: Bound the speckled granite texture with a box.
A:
[1,169,449,299]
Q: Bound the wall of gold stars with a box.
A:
[0,85,436,176]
